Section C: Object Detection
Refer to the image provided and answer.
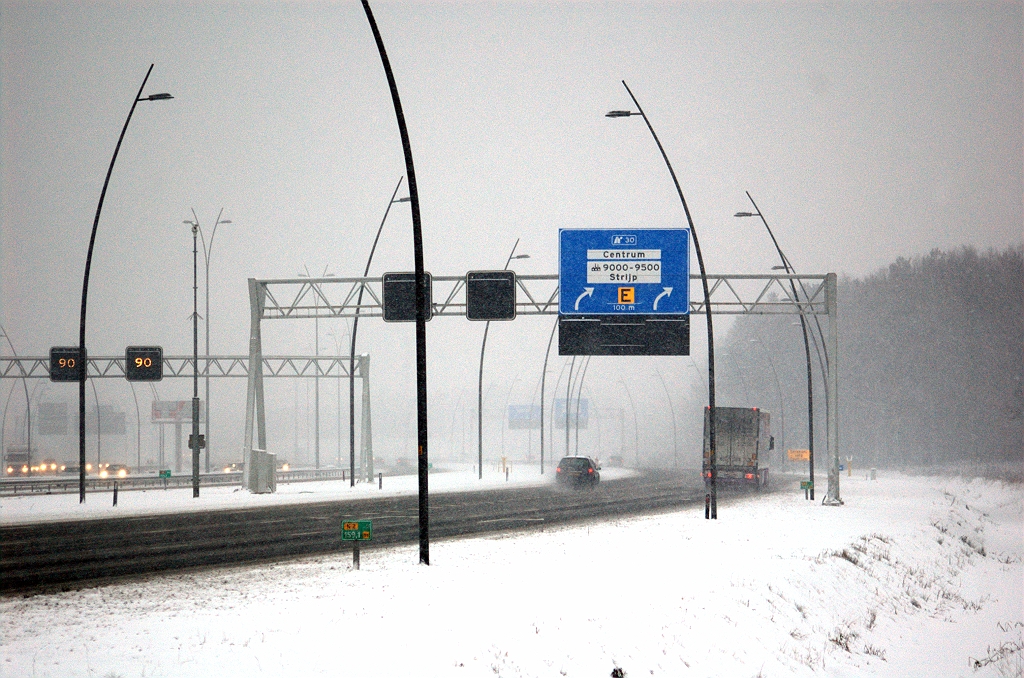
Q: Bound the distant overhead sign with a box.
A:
[152,400,205,424]
[559,228,689,315]
[507,404,541,430]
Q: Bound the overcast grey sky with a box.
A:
[1,1,1020,464]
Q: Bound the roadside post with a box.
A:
[788,450,812,500]
[342,520,372,570]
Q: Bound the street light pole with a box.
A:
[191,222,200,498]
[735,193,816,499]
[78,64,172,503]
[0,325,31,476]
[361,0,430,564]
[194,208,233,473]
[749,337,785,458]
[655,369,678,468]
[327,327,350,469]
[607,80,718,517]
[478,239,529,479]
[299,266,332,470]
[538,317,558,475]
[351,177,407,486]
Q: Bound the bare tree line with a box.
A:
[715,245,1023,471]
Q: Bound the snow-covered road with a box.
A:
[2,472,1021,678]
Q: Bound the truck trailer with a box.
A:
[702,406,773,489]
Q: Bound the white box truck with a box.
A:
[702,407,773,489]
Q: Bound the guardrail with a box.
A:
[0,468,352,496]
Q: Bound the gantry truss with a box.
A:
[0,355,366,380]
[252,273,831,320]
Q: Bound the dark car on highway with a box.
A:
[555,455,600,488]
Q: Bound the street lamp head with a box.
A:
[393,196,411,203]
[771,265,788,271]
[219,219,232,225]
[512,254,530,260]
[734,211,757,218]
[143,93,173,101]
[605,110,635,118]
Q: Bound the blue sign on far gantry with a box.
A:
[558,228,690,315]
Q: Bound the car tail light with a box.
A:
[588,468,593,474]
[556,467,562,473]
[745,473,754,479]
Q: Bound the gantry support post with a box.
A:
[823,272,842,505]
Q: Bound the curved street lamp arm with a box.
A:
[350,176,404,487]
[742,191,830,374]
[79,63,154,504]
[743,190,824,498]
[477,237,523,479]
[744,192,790,274]
[620,79,718,517]
[361,0,429,564]
[538,316,558,475]
[504,238,521,271]
[0,324,32,473]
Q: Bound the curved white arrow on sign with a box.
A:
[652,287,673,311]
[574,287,594,311]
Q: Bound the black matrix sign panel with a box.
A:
[382,272,433,322]
[466,270,516,321]
[558,315,689,356]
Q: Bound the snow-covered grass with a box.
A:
[2,472,1021,678]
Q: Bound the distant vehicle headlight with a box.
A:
[117,469,127,478]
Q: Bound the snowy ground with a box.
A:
[1,462,632,525]
[1,471,1021,678]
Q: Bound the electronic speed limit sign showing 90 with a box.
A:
[49,346,85,382]
[125,346,163,381]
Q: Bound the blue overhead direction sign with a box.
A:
[559,229,690,315]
